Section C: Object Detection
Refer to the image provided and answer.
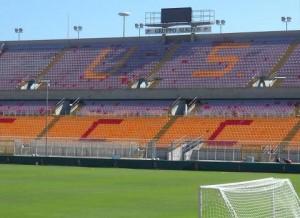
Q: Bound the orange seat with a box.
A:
[159,117,299,146]
[289,129,300,147]
[0,116,52,140]
[1,116,299,150]
[48,116,169,144]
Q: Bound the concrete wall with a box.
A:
[0,156,299,173]
[1,88,300,101]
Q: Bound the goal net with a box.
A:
[199,178,300,218]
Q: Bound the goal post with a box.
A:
[199,178,300,218]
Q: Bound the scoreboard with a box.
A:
[161,7,192,23]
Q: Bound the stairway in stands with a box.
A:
[247,40,300,87]
[279,119,300,149]
[36,116,61,138]
[269,41,300,78]
[112,47,137,75]
[150,116,178,146]
[35,48,66,82]
[147,44,180,88]
[295,105,300,116]
[269,40,300,87]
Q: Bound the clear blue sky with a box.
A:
[1,0,300,41]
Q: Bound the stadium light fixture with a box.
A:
[14,27,23,41]
[281,16,292,31]
[118,12,130,37]
[216,19,226,34]
[73,25,83,40]
[40,79,50,156]
[135,23,144,38]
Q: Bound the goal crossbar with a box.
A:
[201,177,284,189]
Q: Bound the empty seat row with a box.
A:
[0,116,299,148]
[0,36,297,89]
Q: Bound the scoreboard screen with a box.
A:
[161,7,192,23]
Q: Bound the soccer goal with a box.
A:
[199,178,300,218]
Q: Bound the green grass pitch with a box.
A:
[0,164,299,218]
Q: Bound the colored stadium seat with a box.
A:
[0,36,297,89]
[0,116,52,140]
[77,100,171,116]
[195,100,297,117]
[47,116,169,144]
[158,117,299,146]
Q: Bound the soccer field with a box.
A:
[0,164,299,218]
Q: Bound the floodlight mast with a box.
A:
[135,23,144,38]
[216,19,226,34]
[73,25,83,40]
[40,80,50,156]
[281,16,292,31]
[14,27,23,41]
[118,12,130,37]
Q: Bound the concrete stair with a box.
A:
[147,44,180,87]
[36,116,61,138]
[111,47,137,75]
[295,105,300,117]
[268,40,300,87]
[247,40,300,87]
[146,116,178,158]
[268,41,300,79]
[36,49,66,82]
[279,120,300,149]
[16,48,66,90]
[152,116,178,143]
[153,116,178,141]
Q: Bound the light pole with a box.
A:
[40,80,50,156]
[216,20,226,34]
[118,12,130,37]
[14,27,23,40]
[73,25,83,39]
[281,17,292,31]
[135,23,144,38]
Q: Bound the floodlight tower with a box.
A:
[14,27,23,41]
[73,25,83,39]
[135,23,144,38]
[281,17,292,31]
[40,79,50,156]
[118,12,130,37]
[216,20,226,34]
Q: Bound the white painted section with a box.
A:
[30,83,40,90]
[168,145,183,160]
[171,105,179,116]
[252,79,277,87]
[55,104,63,115]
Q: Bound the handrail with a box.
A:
[170,97,181,108]
[56,98,65,107]
[71,97,80,106]
[188,97,198,107]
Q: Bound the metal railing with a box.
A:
[189,140,300,163]
[14,139,145,159]
[0,137,156,159]
[1,136,300,163]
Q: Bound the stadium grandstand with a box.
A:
[0,0,299,166]
[0,29,300,163]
